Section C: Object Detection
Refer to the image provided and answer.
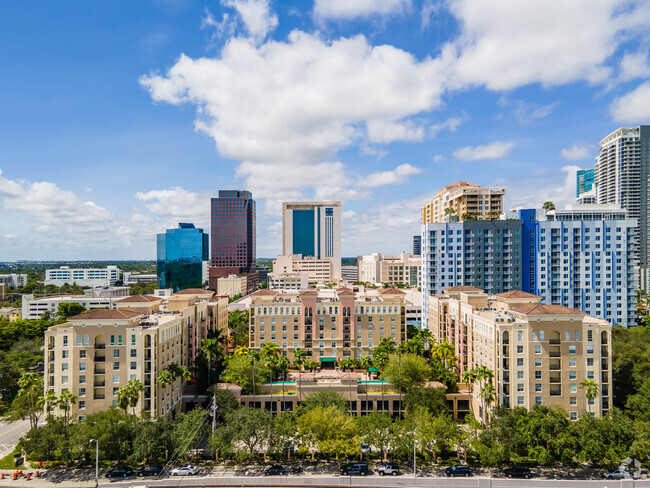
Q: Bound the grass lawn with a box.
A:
[0,453,25,470]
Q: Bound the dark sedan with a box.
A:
[264,464,285,475]
[445,465,472,477]
[106,467,134,478]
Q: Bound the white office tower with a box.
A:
[282,202,342,279]
[595,126,650,289]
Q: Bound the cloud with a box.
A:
[512,100,559,125]
[445,0,650,90]
[361,163,423,188]
[609,81,650,122]
[619,49,650,82]
[453,141,515,161]
[498,165,580,211]
[314,0,411,21]
[560,144,591,161]
[140,32,447,198]
[421,0,443,30]
[134,186,211,228]
[429,115,466,137]
[222,0,278,42]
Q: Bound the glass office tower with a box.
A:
[157,223,209,291]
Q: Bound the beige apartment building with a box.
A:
[357,252,420,287]
[429,288,612,420]
[421,181,505,224]
[249,287,406,362]
[45,289,228,421]
[270,254,334,287]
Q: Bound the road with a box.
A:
[0,420,30,458]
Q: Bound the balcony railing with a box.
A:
[94,381,105,387]
[94,356,106,362]
[550,387,562,396]
[549,339,561,345]
[93,394,105,400]
[94,368,105,375]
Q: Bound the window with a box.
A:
[587,371,594,379]
[517,383,524,392]
[130,349,137,358]
[79,362,86,372]
[113,361,120,371]
[587,358,594,367]
[113,375,120,384]
[587,345,594,354]
[130,361,137,370]
[113,349,120,358]
[535,371,542,380]
[516,358,524,366]
[517,345,523,354]
[110,335,115,345]
[535,397,542,405]
[569,371,576,380]
[570,397,577,406]
[63,336,68,347]
[569,411,577,421]
[570,384,577,393]
[62,363,69,372]
[517,396,524,405]
[517,371,524,379]
[569,346,576,354]
[574,330,579,341]
[569,358,576,367]
[534,359,542,367]
[535,384,542,392]
[62,350,69,359]
[79,350,86,359]
[79,375,86,384]
[61,375,68,385]
[79,388,86,397]
[534,345,542,354]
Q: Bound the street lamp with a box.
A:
[89,439,98,488]
[413,439,417,477]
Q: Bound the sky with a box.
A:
[1,0,650,260]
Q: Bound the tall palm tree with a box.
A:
[542,201,556,213]
[433,341,455,371]
[177,365,191,384]
[479,383,496,422]
[234,345,249,356]
[261,342,280,361]
[249,349,260,407]
[293,348,307,403]
[461,368,479,418]
[40,390,58,419]
[580,378,600,415]
[358,355,373,414]
[57,391,77,427]
[200,337,222,386]
[277,355,290,412]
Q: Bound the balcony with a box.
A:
[549,348,561,358]
[601,372,609,383]
[94,381,105,387]
[305,319,313,325]
[343,318,350,325]
[94,343,106,350]
[549,360,561,371]
[502,372,509,383]
[94,368,105,375]
[306,326,312,333]
[549,386,562,396]
[93,394,105,400]
[601,359,609,370]
[502,359,509,370]
[94,355,106,362]
[549,373,561,383]
[549,339,561,345]
[601,346,609,356]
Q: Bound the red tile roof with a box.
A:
[495,290,541,299]
[513,304,586,316]
[174,288,215,295]
[68,309,143,320]
[379,287,406,295]
[115,294,162,303]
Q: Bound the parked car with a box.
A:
[361,443,371,453]
[264,465,285,476]
[445,465,472,477]
[503,466,531,479]
[377,462,400,476]
[171,465,197,476]
[604,470,629,479]
[340,463,369,476]
[106,467,134,478]
[138,466,162,477]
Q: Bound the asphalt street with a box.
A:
[0,420,30,457]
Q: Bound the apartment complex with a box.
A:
[249,287,406,362]
[520,206,639,327]
[357,252,420,287]
[157,223,209,291]
[576,168,595,198]
[428,288,612,420]
[282,202,342,279]
[209,190,257,293]
[594,126,650,288]
[269,254,334,289]
[421,181,505,224]
[412,235,421,256]
[420,219,524,328]
[45,266,121,287]
[0,273,27,288]
[45,290,228,420]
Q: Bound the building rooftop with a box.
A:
[444,286,483,292]
[115,294,162,303]
[173,288,215,295]
[68,309,143,321]
[378,287,407,295]
[513,304,586,316]
[494,290,541,299]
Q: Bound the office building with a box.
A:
[45,266,121,287]
[83,287,130,298]
[209,191,257,293]
[357,252,420,287]
[268,272,309,291]
[123,273,157,285]
[520,206,639,327]
[412,235,421,256]
[421,181,505,224]
[428,288,612,419]
[217,275,248,298]
[595,126,650,288]
[256,265,270,285]
[576,169,595,197]
[420,219,524,329]
[22,294,116,320]
[157,223,209,292]
[282,202,341,279]
[249,287,406,361]
[271,254,333,285]
[341,266,358,283]
[45,290,228,420]
[0,274,27,289]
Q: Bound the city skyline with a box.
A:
[1,1,650,260]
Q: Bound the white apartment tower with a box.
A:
[282,202,341,279]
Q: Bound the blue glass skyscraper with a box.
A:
[157,223,209,291]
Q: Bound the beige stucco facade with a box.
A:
[421,181,505,224]
[428,288,612,420]
[217,275,248,298]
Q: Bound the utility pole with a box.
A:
[89,439,98,488]
[413,440,417,478]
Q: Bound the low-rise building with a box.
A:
[0,307,21,322]
[45,266,121,287]
[22,294,116,320]
[272,254,334,285]
[268,271,309,290]
[357,252,420,287]
[83,287,130,298]
[123,273,158,285]
[249,287,406,362]
[341,266,358,283]
[217,274,248,298]
[428,288,612,420]
[0,274,28,289]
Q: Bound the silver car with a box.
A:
[604,470,629,479]
[377,462,400,476]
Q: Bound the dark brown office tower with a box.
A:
[208,190,258,293]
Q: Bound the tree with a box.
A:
[580,378,600,415]
[444,206,456,216]
[157,369,174,389]
[299,390,348,414]
[358,355,373,409]
[382,353,431,392]
[413,409,459,461]
[57,390,77,427]
[116,379,145,416]
[432,341,456,371]
[277,355,291,410]
[221,354,269,394]
[215,407,273,460]
[461,368,479,418]
[200,336,224,385]
[297,406,360,460]
[543,201,556,213]
[293,348,307,402]
[404,386,450,416]
[56,302,86,320]
[11,372,44,429]
[228,309,249,347]
[479,383,496,421]
[356,412,395,460]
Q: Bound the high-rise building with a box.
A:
[428,288,612,419]
[420,220,524,329]
[209,190,257,293]
[595,126,650,288]
[157,223,209,292]
[282,202,341,279]
[421,181,505,224]
[576,168,595,197]
[519,206,639,327]
[412,235,421,256]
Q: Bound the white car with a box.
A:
[604,470,629,479]
[171,466,198,476]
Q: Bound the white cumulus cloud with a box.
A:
[361,163,423,188]
[453,141,515,161]
[314,0,411,21]
[561,144,591,161]
[609,81,650,122]
[222,0,278,42]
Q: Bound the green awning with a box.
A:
[320,357,336,363]
[369,367,380,373]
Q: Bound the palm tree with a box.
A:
[358,355,373,413]
[261,342,280,361]
[177,365,191,384]
[234,345,249,356]
[461,368,479,418]
[543,201,556,213]
[57,391,77,427]
[199,337,222,386]
[444,206,456,216]
[17,372,43,429]
[293,348,307,402]
[277,355,290,412]
[264,355,277,389]
[433,341,456,371]
[479,383,496,422]
[580,378,599,415]
[40,390,58,419]
[157,369,174,389]
[418,329,434,358]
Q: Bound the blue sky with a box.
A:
[1,0,650,260]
